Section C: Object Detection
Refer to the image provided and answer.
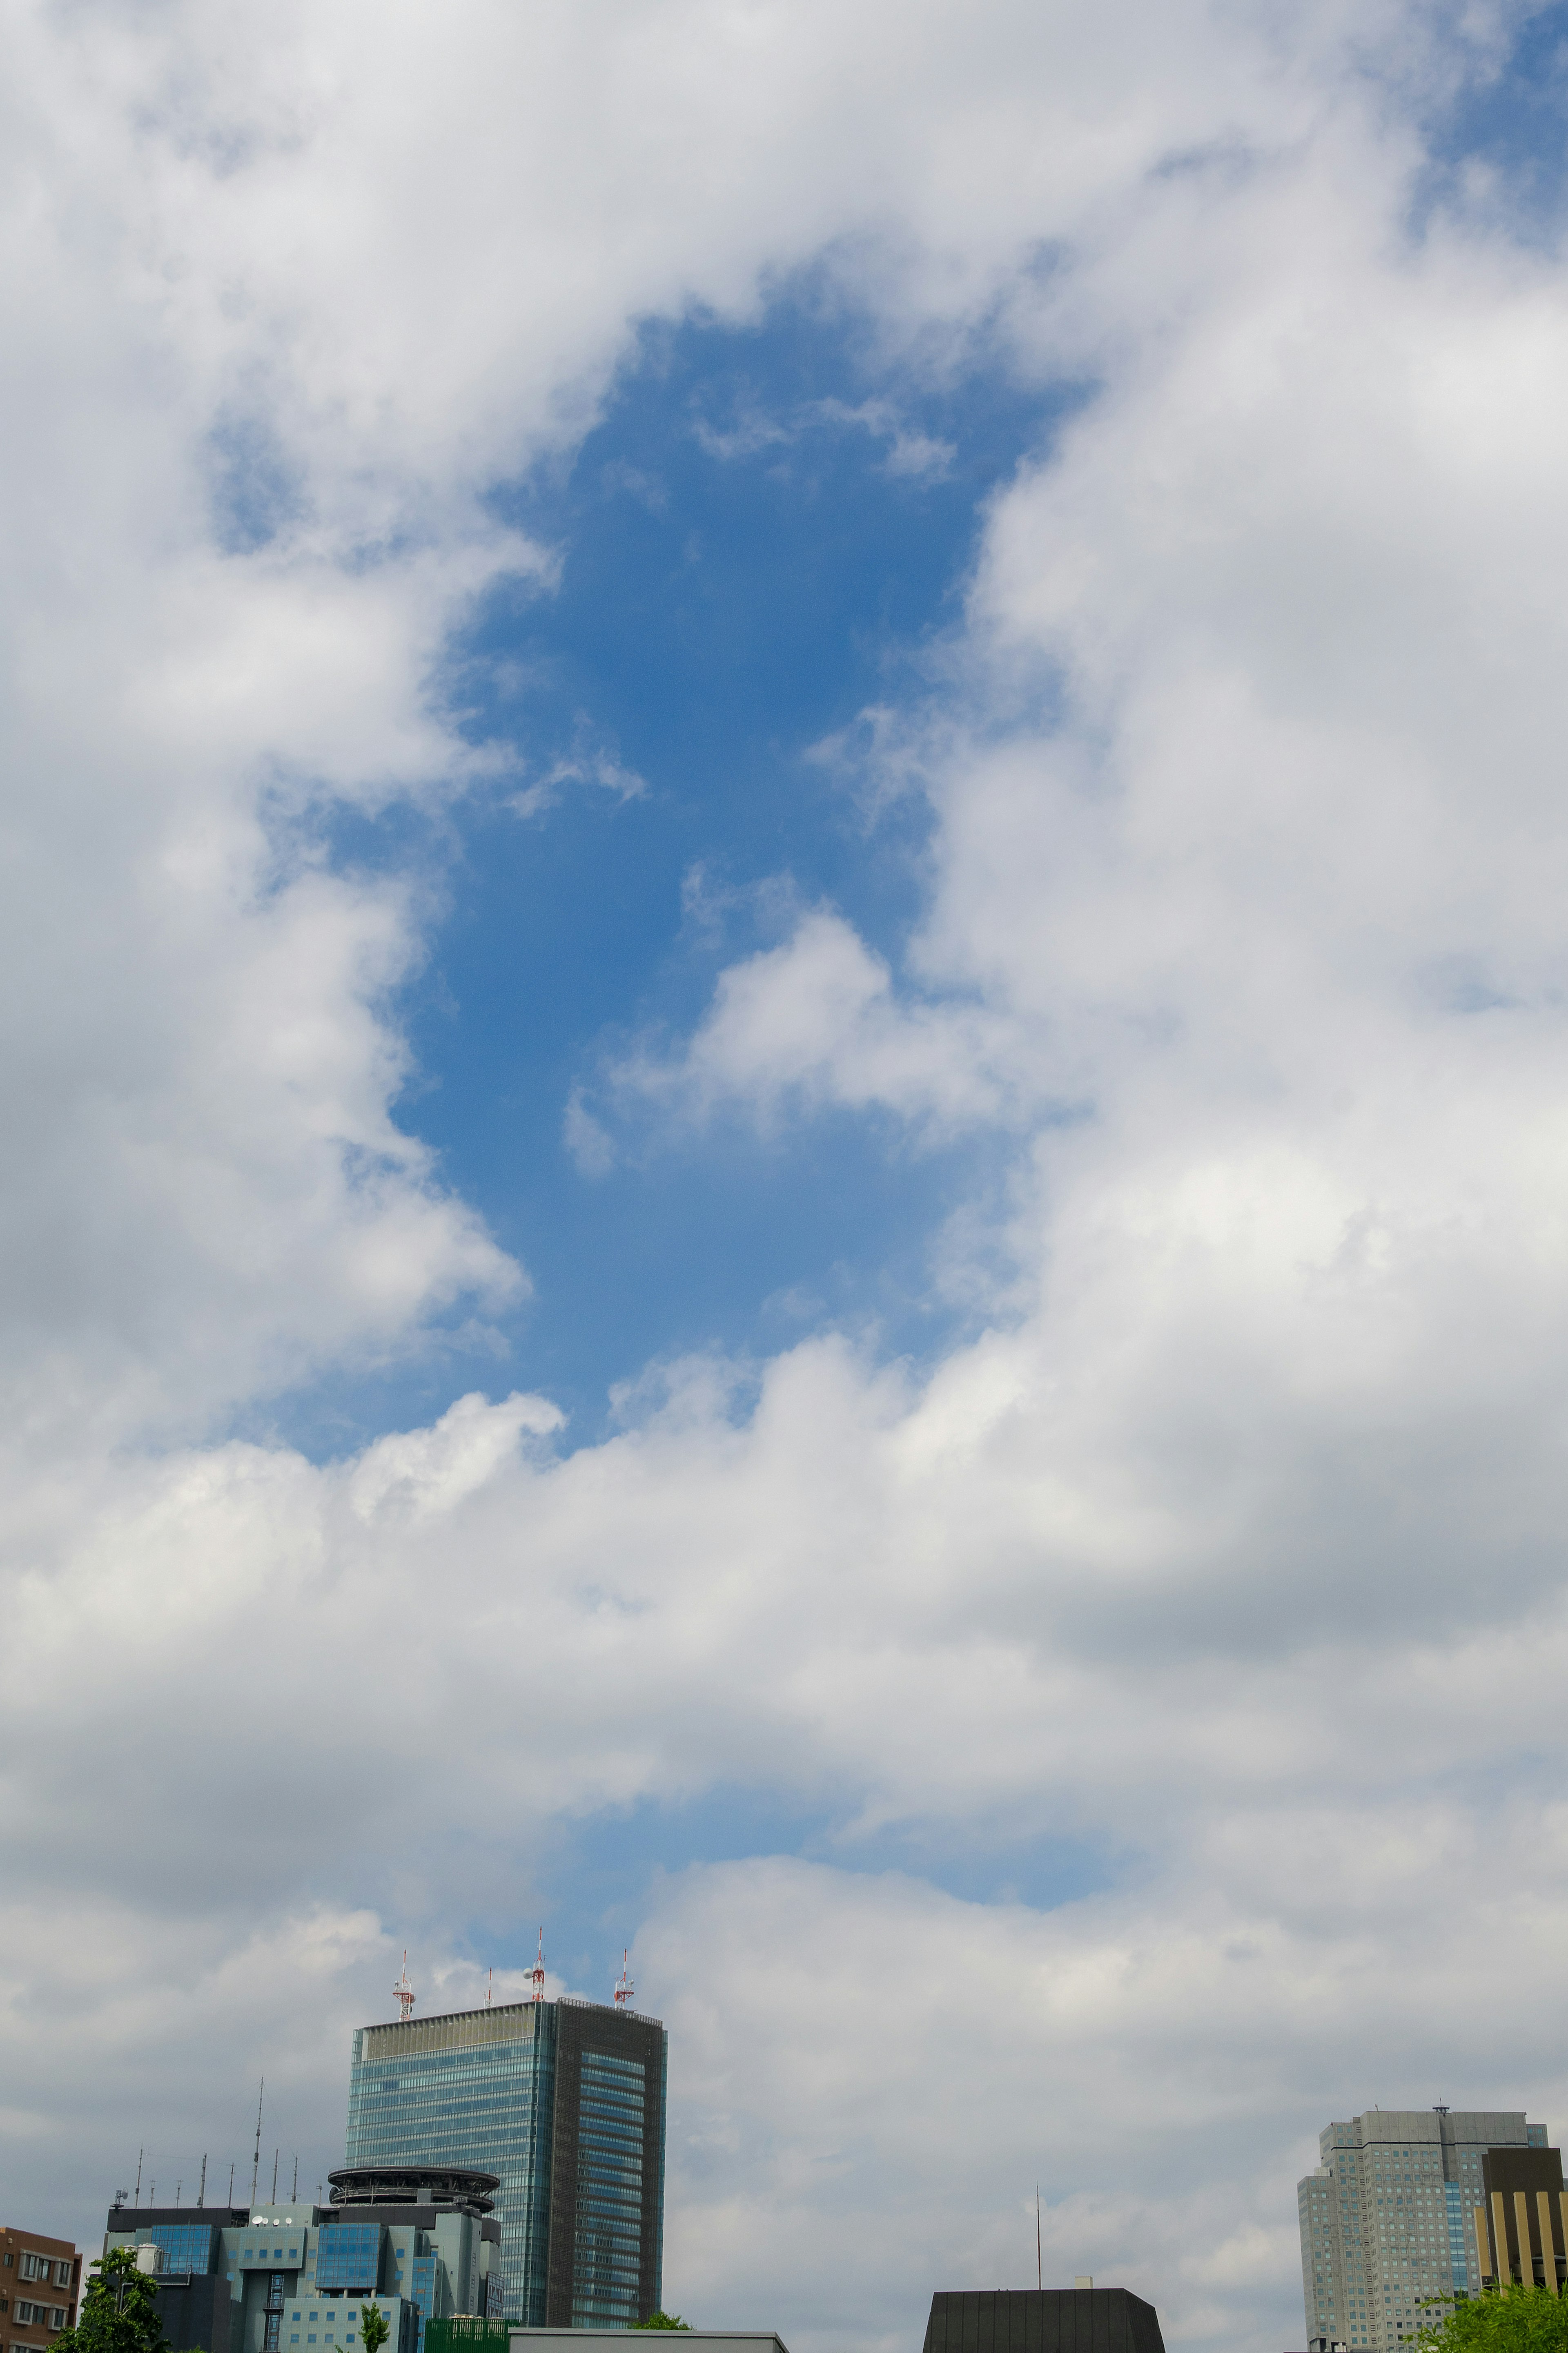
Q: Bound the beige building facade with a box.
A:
[1468,2146,1568,2289]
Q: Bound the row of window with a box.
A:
[11,2302,69,2328]
[11,2263,71,2290]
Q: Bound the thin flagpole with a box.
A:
[1037,2185,1042,2290]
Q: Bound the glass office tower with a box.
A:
[345,1998,667,2327]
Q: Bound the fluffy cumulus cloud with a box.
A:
[4,5,1568,2353]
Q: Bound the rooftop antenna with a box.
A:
[134,2149,143,2210]
[528,1929,546,2004]
[149,2181,156,2206]
[486,1968,493,2007]
[271,2150,278,2201]
[614,1950,635,2009]
[250,2080,264,2205]
[1036,2186,1042,2291]
[393,1952,416,2023]
[175,2182,181,2207]
[292,2157,298,2201]
[198,2156,207,2210]
[227,2162,235,2204]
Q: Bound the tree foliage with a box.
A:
[1417,2284,1568,2353]
[359,2302,390,2353]
[630,2314,690,2330]
[51,2251,168,2353]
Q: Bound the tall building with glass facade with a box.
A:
[345,1998,667,2328]
[1297,2108,1551,2353]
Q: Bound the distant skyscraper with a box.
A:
[345,1993,667,2327]
[1298,2108,1551,2353]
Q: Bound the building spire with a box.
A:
[393,1951,416,2022]
[528,1928,546,2003]
[614,1949,635,2008]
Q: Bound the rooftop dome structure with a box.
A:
[325,2165,499,2217]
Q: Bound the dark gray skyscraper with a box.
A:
[345,1989,667,2327]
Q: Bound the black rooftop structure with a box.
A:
[923,2291,1167,2353]
[327,2165,500,2217]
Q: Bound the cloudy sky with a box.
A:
[6,0,1568,2346]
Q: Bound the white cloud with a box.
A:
[4,6,1568,2353]
[605,908,1027,1140]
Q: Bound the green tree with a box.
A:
[51,2250,168,2353]
[630,2315,690,2331]
[1416,2282,1568,2353]
[359,2303,390,2353]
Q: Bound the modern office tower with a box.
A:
[2,2226,82,2353]
[345,1992,668,2328]
[922,2288,1166,2353]
[1470,2144,1568,2290]
[102,2169,501,2353]
[1298,2108,1552,2353]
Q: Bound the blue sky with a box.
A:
[285,296,1059,1453]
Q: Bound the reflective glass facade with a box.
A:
[571,2053,645,2325]
[345,1999,666,2327]
[314,2230,383,2293]
[145,2226,217,2275]
[347,2008,556,2326]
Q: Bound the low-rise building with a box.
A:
[1,2228,81,2353]
[922,2288,1165,2353]
[102,2168,501,2353]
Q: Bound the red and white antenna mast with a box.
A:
[486,1967,493,2007]
[393,1951,416,2023]
[614,1949,635,2009]
[528,1928,546,2003]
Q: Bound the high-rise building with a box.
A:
[1298,2108,1551,2353]
[345,1994,667,2328]
[101,2170,501,2353]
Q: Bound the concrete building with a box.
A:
[1470,2144,1568,2289]
[921,2289,1166,2353]
[345,1996,667,2328]
[1297,2108,1551,2352]
[103,2168,500,2353]
[1,2228,80,2353]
